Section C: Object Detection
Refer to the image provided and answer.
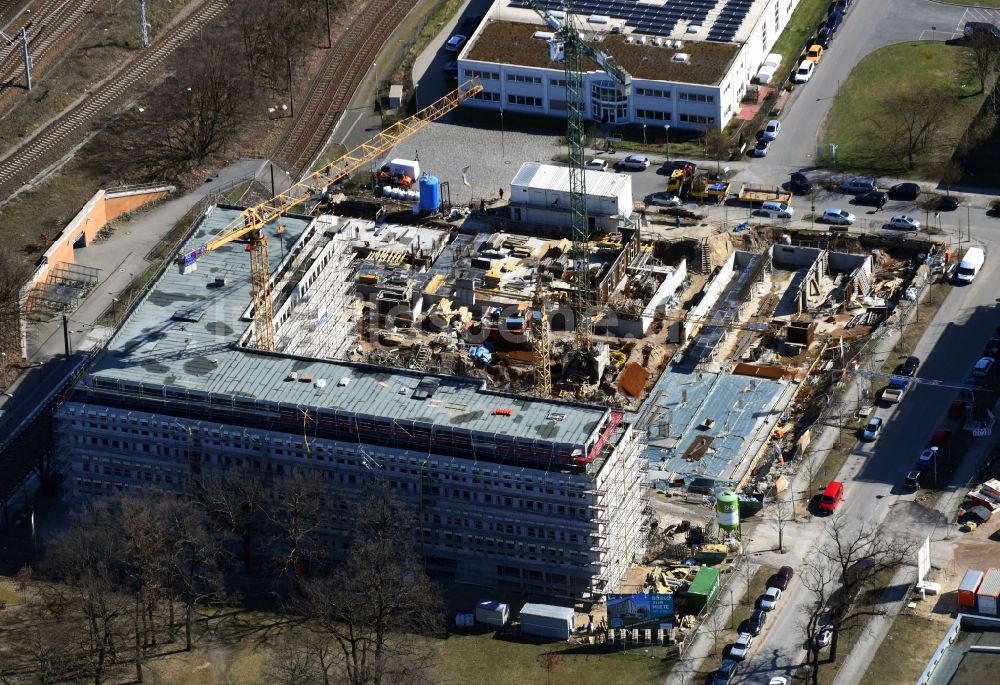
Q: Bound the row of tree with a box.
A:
[91,0,348,182]
[0,476,444,685]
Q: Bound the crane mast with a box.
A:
[532,4,631,363]
[564,35,592,357]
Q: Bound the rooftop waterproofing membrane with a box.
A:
[636,365,792,485]
[84,206,607,448]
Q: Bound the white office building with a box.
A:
[458,0,803,131]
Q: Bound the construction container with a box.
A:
[475,599,509,628]
[976,568,1000,615]
[958,570,984,609]
[519,603,575,640]
[419,174,441,212]
[686,567,721,614]
[385,158,420,181]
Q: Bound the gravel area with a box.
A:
[385,120,564,204]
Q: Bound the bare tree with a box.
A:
[963,30,1000,94]
[198,471,269,574]
[167,498,223,651]
[799,561,840,685]
[266,470,328,580]
[291,485,444,685]
[42,503,135,685]
[704,130,730,172]
[770,489,793,553]
[872,88,955,169]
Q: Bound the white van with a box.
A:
[955,247,985,284]
[759,201,794,218]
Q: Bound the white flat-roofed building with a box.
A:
[509,162,633,231]
[458,0,804,131]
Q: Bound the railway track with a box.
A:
[275,0,414,175]
[0,0,229,204]
[0,0,100,110]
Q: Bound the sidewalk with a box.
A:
[1,159,266,417]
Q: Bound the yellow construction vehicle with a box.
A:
[177,80,483,351]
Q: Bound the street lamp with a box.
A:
[0,352,6,387]
[664,124,670,161]
[966,201,972,241]
[642,123,647,147]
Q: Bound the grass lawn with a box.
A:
[433,633,673,685]
[858,612,950,685]
[822,42,986,177]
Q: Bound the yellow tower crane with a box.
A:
[177,80,483,350]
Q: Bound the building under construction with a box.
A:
[54,206,650,599]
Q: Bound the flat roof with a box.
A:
[85,206,607,447]
[927,617,1000,685]
[465,20,740,84]
[521,602,576,619]
[511,162,631,198]
[638,366,791,485]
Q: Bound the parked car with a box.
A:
[819,481,844,514]
[889,182,921,200]
[659,160,697,175]
[899,356,920,377]
[905,470,923,490]
[862,415,884,441]
[827,9,844,32]
[585,159,608,171]
[973,356,995,379]
[444,34,467,52]
[646,192,682,207]
[817,26,832,48]
[747,608,768,636]
[888,215,920,231]
[917,447,938,472]
[814,626,834,648]
[842,177,878,194]
[769,565,795,590]
[768,679,789,685]
[821,208,855,225]
[853,190,888,206]
[936,195,961,211]
[988,199,1000,216]
[793,59,815,83]
[713,659,739,685]
[806,44,824,63]
[616,155,650,170]
[729,632,754,660]
[752,139,771,157]
[790,172,813,194]
[759,586,782,611]
[762,119,781,140]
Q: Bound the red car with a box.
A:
[769,565,794,591]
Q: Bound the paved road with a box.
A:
[755,0,974,182]
[726,169,1000,685]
